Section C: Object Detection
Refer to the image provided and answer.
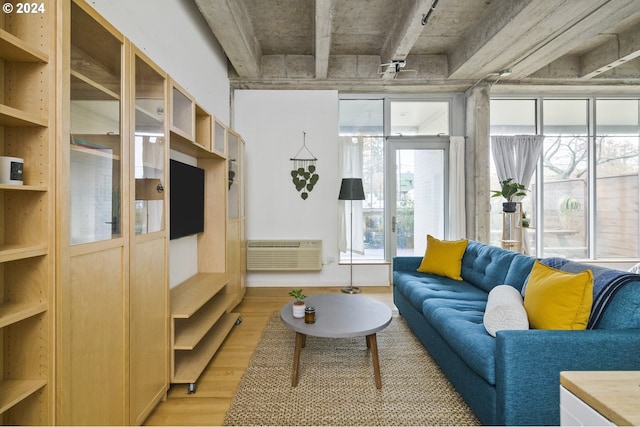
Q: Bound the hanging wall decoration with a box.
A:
[290,131,319,200]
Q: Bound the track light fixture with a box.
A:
[421,0,440,26]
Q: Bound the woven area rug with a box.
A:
[224,312,479,426]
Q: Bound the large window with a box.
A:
[490,97,640,259]
[339,100,384,260]
[339,97,454,261]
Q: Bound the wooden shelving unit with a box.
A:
[167,78,246,392]
[170,273,239,392]
[0,0,55,424]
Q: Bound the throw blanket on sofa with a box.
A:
[541,258,640,329]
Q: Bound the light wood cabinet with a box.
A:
[0,1,245,423]
[0,0,55,423]
[226,130,246,308]
[57,1,129,424]
[169,81,195,142]
[168,80,246,390]
[129,46,169,425]
[213,118,227,157]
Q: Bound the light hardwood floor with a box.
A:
[144,286,395,426]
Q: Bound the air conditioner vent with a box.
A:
[247,240,322,271]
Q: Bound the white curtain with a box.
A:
[338,136,364,253]
[448,136,466,239]
[491,135,544,255]
[490,135,544,193]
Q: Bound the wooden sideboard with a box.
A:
[560,371,640,426]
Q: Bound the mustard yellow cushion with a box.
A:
[417,235,468,281]
[524,260,593,330]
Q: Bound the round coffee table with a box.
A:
[280,293,393,389]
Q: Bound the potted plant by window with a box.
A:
[521,211,530,228]
[289,288,306,318]
[491,178,528,212]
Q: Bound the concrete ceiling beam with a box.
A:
[580,23,640,79]
[509,0,640,79]
[193,0,261,78]
[447,0,534,79]
[315,0,335,79]
[379,0,429,80]
[448,0,626,80]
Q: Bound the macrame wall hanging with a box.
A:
[290,131,319,200]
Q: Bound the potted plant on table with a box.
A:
[491,178,528,212]
[289,288,306,318]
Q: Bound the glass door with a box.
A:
[386,138,449,257]
[134,54,166,235]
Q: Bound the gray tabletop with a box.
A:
[280,293,393,338]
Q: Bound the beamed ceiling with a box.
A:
[193,0,640,92]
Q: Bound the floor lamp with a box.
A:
[339,178,365,294]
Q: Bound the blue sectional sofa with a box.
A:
[393,240,640,426]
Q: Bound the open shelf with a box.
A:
[170,273,230,317]
[173,292,232,349]
[0,184,47,192]
[0,104,48,127]
[0,380,47,415]
[0,244,47,263]
[0,0,54,420]
[0,301,48,329]
[170,273,238,386]
[172,312,239,383]
[0,28,49,63]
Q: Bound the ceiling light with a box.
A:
[498,69,512,77]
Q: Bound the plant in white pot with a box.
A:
[491,178,528,212]
[289,288,306,318]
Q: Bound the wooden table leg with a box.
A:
[292,332,305,386]
[367,333,382,389]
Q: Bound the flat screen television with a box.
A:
[170,159,205,240]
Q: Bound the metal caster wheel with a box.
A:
[187,383,196,394]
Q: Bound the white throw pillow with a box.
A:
[483,285,529,337]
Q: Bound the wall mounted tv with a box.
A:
[170,159,205,240]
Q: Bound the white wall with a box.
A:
[234,90,390,287]
[84,0,230,286]
[86,0,230,123]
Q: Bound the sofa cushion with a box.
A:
[483,285,529,337]
[394,270,488,313]
[422,296,497,385]
[417,235,468,280]
[460,241,535,293]
[524,260,593,330]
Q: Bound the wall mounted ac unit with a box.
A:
[247,240,322,271]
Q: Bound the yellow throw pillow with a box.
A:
[524,260,593,330]
[417,235,468,281]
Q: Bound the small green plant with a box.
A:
[558,196,581,228]
[559,195,580,211]
[521,211,530,228]
[288,289,306,302]
[491,178,528,202]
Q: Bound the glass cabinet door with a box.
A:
[228,131,239,220]
[134,55,166,234]
[69,1,123,245]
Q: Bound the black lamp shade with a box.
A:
[338,178,365,201]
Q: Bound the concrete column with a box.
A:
[464,83,491,243]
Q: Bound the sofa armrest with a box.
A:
[392,256,423,272]
[495,329,640,425]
